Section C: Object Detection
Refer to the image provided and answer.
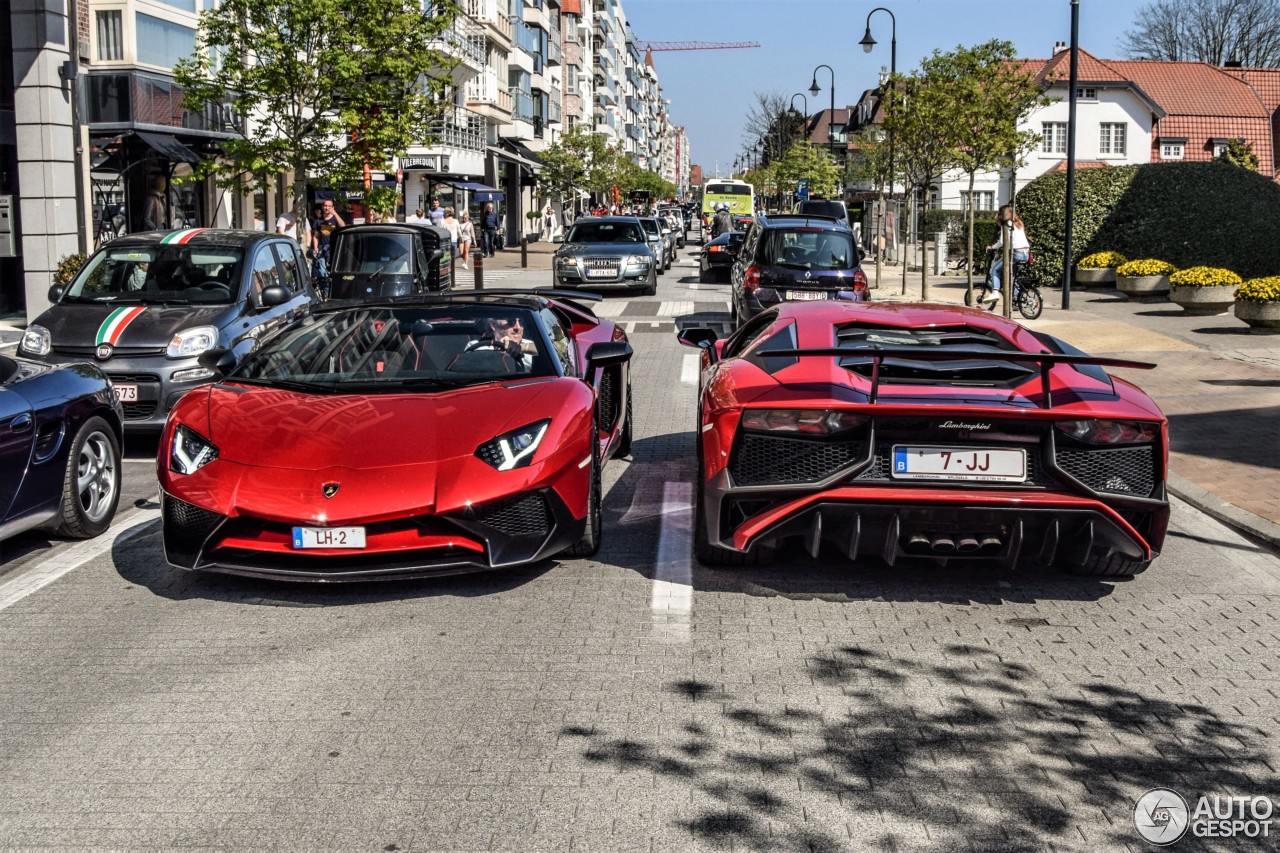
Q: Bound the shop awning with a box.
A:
[136,130,201,165]
[487,144,540,172]
[442,179,505,202]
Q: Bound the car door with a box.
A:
[0,381,35,523]
[235,243,295,351]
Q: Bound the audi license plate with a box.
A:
[291,526,366,549]
[113,383,138,402]
[891,446,1026,482]
[788,290,826,301]
[587,267,616,278]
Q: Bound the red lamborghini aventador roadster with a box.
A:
[677,301,1169,576]
[159,291,632,581]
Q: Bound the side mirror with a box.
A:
[584,340,633,369]
[260,284,290,307]
[552,235,563,243]
[197,347,238,373]
[47,284,65,303]
[677,327,718,349]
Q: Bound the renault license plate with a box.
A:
[114,384,138,402]
[788,290,826,301]
[891,446,1026,482]
[291,526,367,549]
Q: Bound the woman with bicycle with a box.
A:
[983,205,1030,306]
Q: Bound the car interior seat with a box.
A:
[447,348,515,375]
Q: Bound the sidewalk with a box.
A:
[867,263,1280,547]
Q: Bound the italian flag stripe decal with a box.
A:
[159,228,207,245]
[95,306,147,346]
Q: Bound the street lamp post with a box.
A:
[809,65,836,163]
[860,6,896,290]
[790,92,810,142]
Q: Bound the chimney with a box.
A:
[1224,56,1243,68]
[1053,41,1068,55]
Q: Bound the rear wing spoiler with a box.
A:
[756,346,1157,408]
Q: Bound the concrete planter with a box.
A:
[1234,300,1280,333]
[1168,285,1235,315]
[1116,274,1170,297]
[1074,267,1116,287]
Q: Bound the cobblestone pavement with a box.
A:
[0,247,1277,851]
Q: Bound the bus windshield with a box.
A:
[702,180,755,222]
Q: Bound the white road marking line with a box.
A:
[658,301,694,317]
[651,481,693,642]
[680,353,700,384]
[589,301,626,317]
[0,507,162,611]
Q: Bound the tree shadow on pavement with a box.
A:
[560,646,1273,851]
[1167,405,1280,471]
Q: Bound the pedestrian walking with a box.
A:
[428,198,445,227]
[310,198,345,284]
[482,202,500,257]
[458,210,474,269]
[443,206,460,261]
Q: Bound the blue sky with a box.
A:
[621,0,1152,176]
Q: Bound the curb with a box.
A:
[1167,471,1280,549]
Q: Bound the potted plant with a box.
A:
[1075,251,1127,287]
[1115,258,1175,297]
[526,209,541,242]
[1167,266,1242,315]
[1234,276,1280,333]
[54,253,87,285]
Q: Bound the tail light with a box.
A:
[852,268,869,297]
[708,244,724,253]
[1055,419,1158,445]
[743,265,761,292]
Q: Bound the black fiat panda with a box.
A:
[19,229,315,432]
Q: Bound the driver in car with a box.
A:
[464,316,535,370]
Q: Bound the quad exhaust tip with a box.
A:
[905,533,1005,555]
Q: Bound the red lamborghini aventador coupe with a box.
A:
[159,291,632,581]
[677,301,1169,576]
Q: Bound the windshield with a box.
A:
[230,305,560,391]
[565,221,645,243]
[762,229,858,271]
[63,244,243,305]
[707,184,751,195]
[332,232,415,276]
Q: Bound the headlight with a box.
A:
[1055,419,1158,445]
[20,324,50,356]
[625,254,651,266]
[555,255,577,267]
[170,424,219,474]
[476,419,551,471]
[167,325,219,358]
[741,409,868,434]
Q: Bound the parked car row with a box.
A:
[4,226,1172,585]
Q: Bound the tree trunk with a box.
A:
[900,191,910,296]
[965,170,976,299]
[920,175,931,301]
[293,155,308,249]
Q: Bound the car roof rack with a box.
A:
[756,346,1156,408]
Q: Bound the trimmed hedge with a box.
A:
[921,209,998,261]
[1015,162,1280,286]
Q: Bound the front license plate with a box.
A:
[788,289,826,301]
[291,526,366,549]
[114,383,138,402]
[587,267,616,278]
[891,446,1026,482]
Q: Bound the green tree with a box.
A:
[923,40,1048,298]
[883,68,961,299]
[175,0,460,229]
[1217,137,1260,171]
[775,141,841,204]
[538,125,629,208]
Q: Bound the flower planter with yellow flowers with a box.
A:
[1234,277,1280,333]
[1115,259,1175,298]
[1167,266,1242,315]
[1074,251,1127,287]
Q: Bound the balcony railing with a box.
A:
[516,22,540,57]
[429,17,486,68]
[466,71,513,113]
[547,36,562,65]
[625,96,641,115]
[549,99,562,124]
[426,106,489,152]
[510,87,534,120]
[462,0,512,42]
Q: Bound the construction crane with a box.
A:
[632,40,761,52]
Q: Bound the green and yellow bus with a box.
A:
[701,178,755,230]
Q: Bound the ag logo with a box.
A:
[322,483,340,499]
[1134,788,1190,845]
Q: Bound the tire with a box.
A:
[566,421,602,558]
[1017,286,1044,320]
[1065,550,1151,577]
[698,267,711,284]
[641,270,657,296]
[56,416,121,538]
[615,381,634,458]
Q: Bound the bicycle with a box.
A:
[964,252,1043,320]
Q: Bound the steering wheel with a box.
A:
[195,280,229,291]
